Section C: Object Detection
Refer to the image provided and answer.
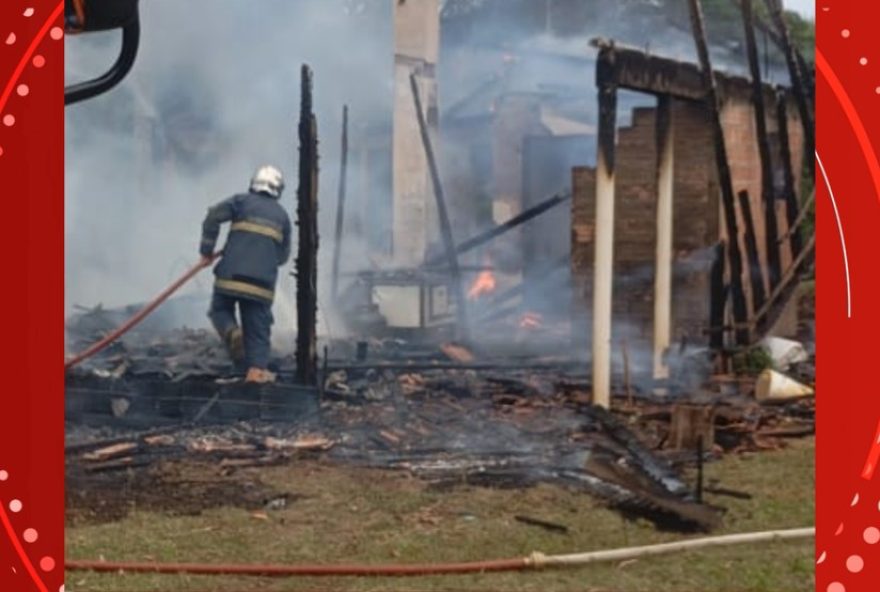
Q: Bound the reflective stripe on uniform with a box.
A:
[230,220,283,243]
[215,279,275,301]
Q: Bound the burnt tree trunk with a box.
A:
[740,0,781,290]
[295,64,319,386]
[687,0,750,345]
[331,104,349,300]
[410,72,470,343]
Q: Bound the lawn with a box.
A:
[66,437,815,591]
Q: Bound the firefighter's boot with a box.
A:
[245,367,276,384]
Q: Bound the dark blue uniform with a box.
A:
[200,191,292,369]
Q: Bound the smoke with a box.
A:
[66,0,791,361]
[65,0,393,350]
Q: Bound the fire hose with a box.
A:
[66,527,813,578]
[64,254,219,370]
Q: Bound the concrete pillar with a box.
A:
[591,56,617,410]
[392,0,440,266]
[653,96,674,381]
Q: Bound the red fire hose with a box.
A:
[64,528,813,578]
[64,254,219,370]
[64,558,532,577]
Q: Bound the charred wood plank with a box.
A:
[687,0,750,345]
[514,515,569,534]
[708,242,727,350]
[752,232,815,338]
[331,104,349,300]
[737,190,767,313]
[82,456,150,473]
[422,192,571,268]
[741,0,782,290]
[777,189,814,247]
[296,65,320,386]
[775,89,803,257]
[410,72,470,343]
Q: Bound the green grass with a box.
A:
[66,438,815,591]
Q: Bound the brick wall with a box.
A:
[571,93,803,349]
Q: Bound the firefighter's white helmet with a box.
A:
[249,165,285,198]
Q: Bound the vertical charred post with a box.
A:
[708,242,727,352]
[737,190,767,313]
[687,0,750,346]
[775,90,803,258]
[295,64,319,386]
[740,0,781,291]
[591,45,618,409]
[331,104,349,301]
[410,72,471,343]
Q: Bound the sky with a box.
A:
[785,0,815,21]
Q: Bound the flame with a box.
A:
[519,312,543,330]
[468,270,497,300]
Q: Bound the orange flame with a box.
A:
[519,312,543,329]
[468,270,497,300]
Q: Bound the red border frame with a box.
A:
[0,1,64,591]
[0,1,878,590]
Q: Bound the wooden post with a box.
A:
[762,0,814,180]
[331,104,349,300]
[668,404,716,452]
[621,339,633,408]
[741,0,782,291]
[737,190,767,313]
[775,89,803,258]
[591,46,618,410]
[410,72,471,343]
[653,96,674,382]
[295,64,319,386]
[687,0,750,346]
[708,242,727,351]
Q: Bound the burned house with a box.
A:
[341,0,808,374]
[65,0,815,547]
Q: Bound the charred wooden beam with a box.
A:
[592,45,619,410]
[777,189,814,247]
[590,37,780,103]
[687,0,750,346]
[762,0,814,178]
[741,0,782,290]
[331,105,349,300]
[752,232,815,338]
[653,96,674,381]
[708,242,727,351]
[295,64,319,386]
[423,191,571,268]
[737,190,767,313]
[409,72,470,343]
[775,89,803,257]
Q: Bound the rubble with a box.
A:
[66,320,814,534]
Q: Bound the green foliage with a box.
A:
[784,8,815,61]
[733,346,775,375]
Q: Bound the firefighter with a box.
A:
[199,165,292,383]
